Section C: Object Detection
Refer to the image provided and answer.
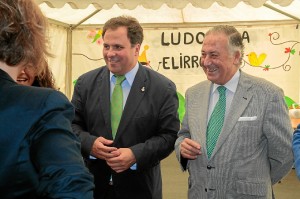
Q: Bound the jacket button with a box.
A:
[207,165,212,169]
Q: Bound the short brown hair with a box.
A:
[102,15,144,47]
[0,0,50,75]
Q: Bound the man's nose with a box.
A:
[106,49,116,57]
[201,56,212,66]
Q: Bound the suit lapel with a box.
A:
[98,68,112,139]
[114,65,146,141]
[211,71,253,158]
[190,81,211,152]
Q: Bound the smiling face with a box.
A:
[200,32,240,85]
[102,26,140,75]
[16,67,36,86]
[0,61,25,82]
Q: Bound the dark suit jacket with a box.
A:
[0,69,94,199]
[72,64,180,199]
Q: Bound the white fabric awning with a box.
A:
[35,0,300,26]
[35,0,295,9]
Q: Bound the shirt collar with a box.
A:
[110,63,139,86]
[212,69,240,93]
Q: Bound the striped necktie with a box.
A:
[206,86,226,159]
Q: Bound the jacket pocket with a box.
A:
[236,180,267,197]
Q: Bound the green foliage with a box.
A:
[177,92,185,123]
[285,96,296,109]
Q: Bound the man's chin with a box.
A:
[207,75,219,84]
[108,66,122,74]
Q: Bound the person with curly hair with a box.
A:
[17,60,56,89]
[0,0,94,198]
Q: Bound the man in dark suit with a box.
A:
[71,16,180,199]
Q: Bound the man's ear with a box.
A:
[135,44,141,56]
[233,51,241,65]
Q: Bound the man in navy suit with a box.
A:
[0,0,94,198]
[71,16,180,199]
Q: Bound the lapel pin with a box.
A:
[141,86,145,92]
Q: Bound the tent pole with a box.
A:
[65,27,72,99]
[263,3,300,22]
[71,9,102,30]
[48,18,69,28]
[64,9,101,98]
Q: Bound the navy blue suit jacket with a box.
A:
[72,64,180,199]
[0,69,94,198]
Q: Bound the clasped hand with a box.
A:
[91,136,136,173]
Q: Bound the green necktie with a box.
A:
[111,75,126,139]
[206,86,227,159]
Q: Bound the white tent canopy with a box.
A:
[36,0,300,27]
[35,0,295,9]
[35,0,297,9]
[34,0,300,100]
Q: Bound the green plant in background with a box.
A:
[177,92,185,123]
[285,96,296,109]
[73,79,77,86]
